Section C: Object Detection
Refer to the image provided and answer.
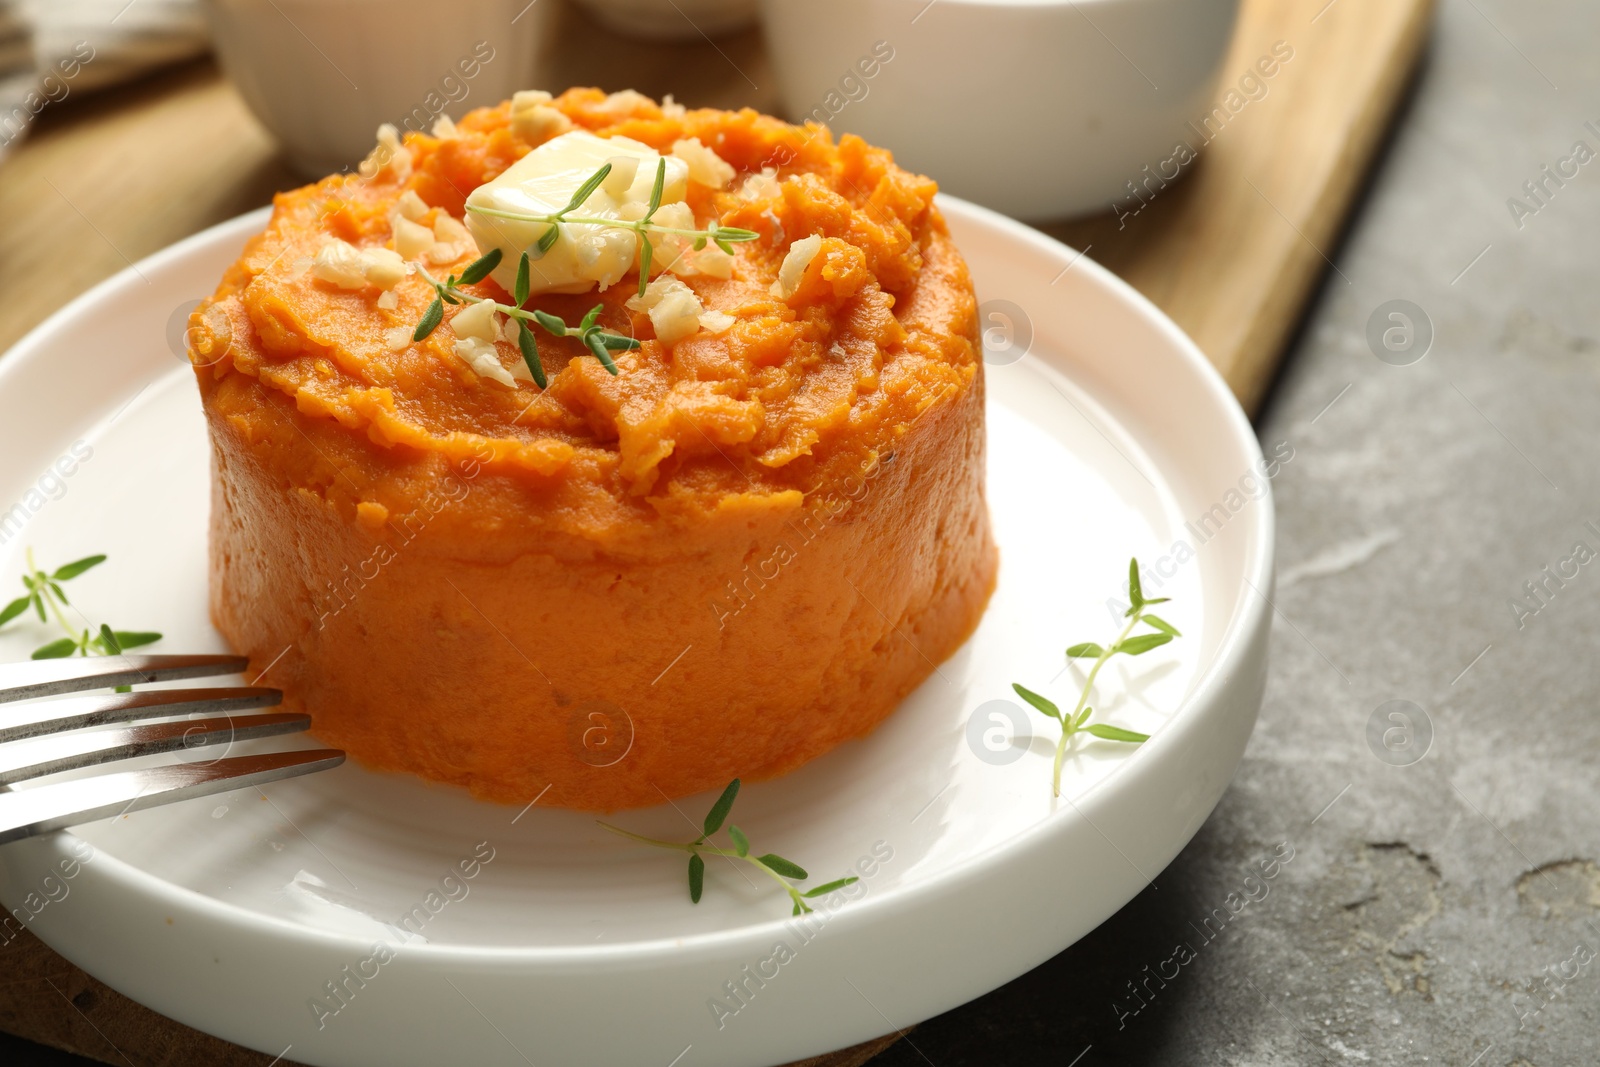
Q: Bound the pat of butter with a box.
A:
[465,130,690,296]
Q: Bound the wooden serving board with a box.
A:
[1043,0,1436,414]
[0,0,1431,1063]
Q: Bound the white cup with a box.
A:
[571,0,758,40]
[758,0,1240,220]
[205,0,557,177]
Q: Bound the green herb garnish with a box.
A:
[407,160,758,381]
[600,779,858,916]
[1,549,162,669]
[464,158,760,299]
[411,250,639,388]
[1013,558,1177,796]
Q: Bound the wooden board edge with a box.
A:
[1230,0,1438,413]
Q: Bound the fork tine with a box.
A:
[0,687,282,744]
[0,712,312,785]
[0,749,346,845]
[0,654,252,705]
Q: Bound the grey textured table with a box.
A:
[2,1,1595,1065]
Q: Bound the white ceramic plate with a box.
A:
[0,197,1272,1067]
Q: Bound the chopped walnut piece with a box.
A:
[770,234,822,299]
[672,137,736,189]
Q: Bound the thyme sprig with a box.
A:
[411,248,640,388]
[466,158,761,299]
[600,779,858,916]
[0,549,161,664]
[1012,558,1179,796]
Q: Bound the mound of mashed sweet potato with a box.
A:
[191,88,997,811]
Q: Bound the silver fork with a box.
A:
[0,654,344,845]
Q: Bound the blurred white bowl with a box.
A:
[205,0,556,178]
[572,0,758,39]
[759,0,1240,220]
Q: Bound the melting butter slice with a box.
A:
[465,130,690,296]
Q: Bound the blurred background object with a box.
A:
[25,0,207,91]
[204,0,556,177]
[571,0,757,40]
[0,0,209,164]
[0,0,30,165]
[760,0,1240,220]
[4,0,1238,218]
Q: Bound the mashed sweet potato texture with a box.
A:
[192,89,997,811]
